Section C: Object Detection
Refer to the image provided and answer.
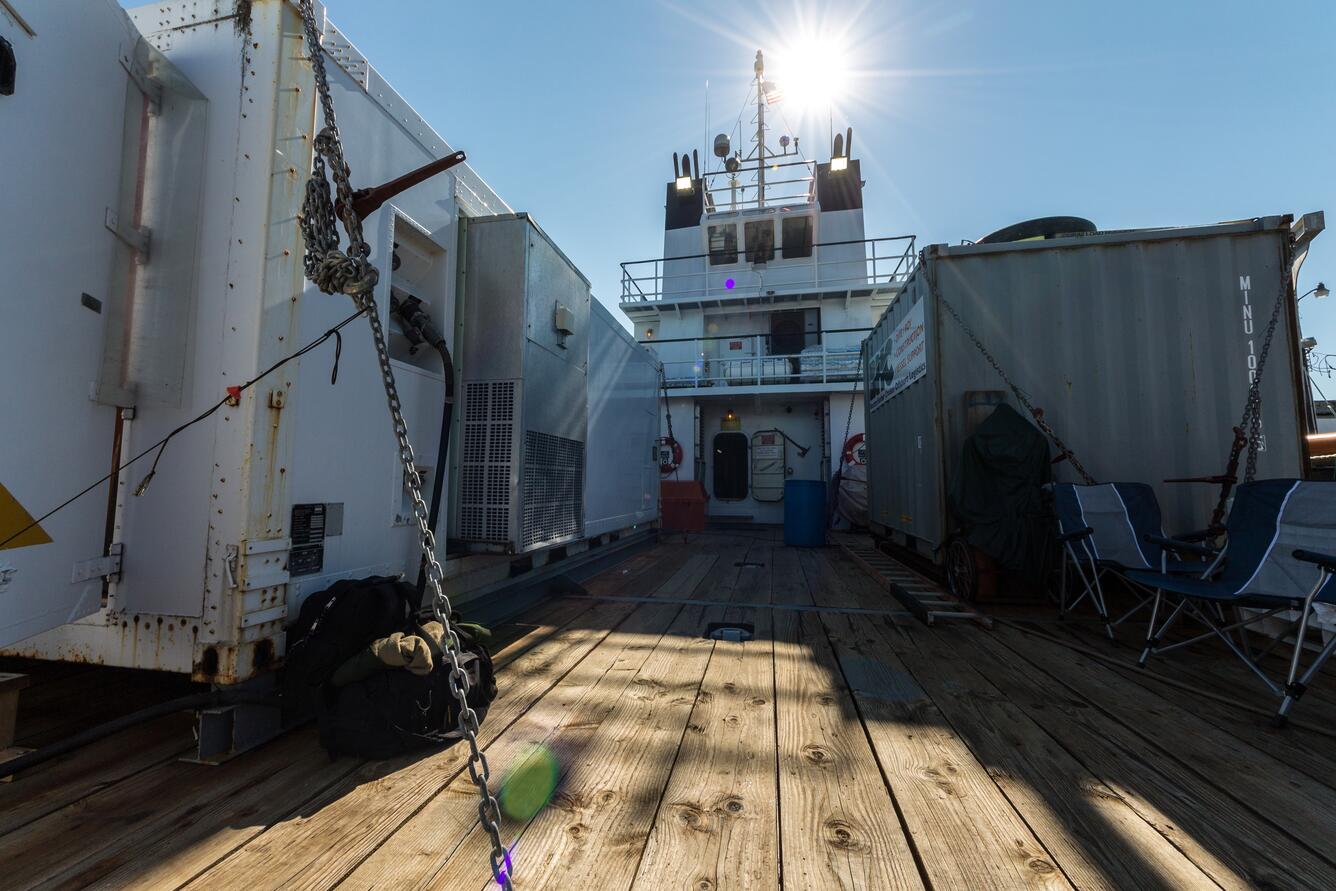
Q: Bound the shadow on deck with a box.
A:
[1,529,1334,890]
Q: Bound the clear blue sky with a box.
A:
[134,1,1336,360]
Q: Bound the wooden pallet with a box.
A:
[837,536,992,626]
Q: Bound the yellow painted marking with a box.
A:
[0,482,52,550]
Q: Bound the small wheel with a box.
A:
[946,538,978,602]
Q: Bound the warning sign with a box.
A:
[0,482,52,551]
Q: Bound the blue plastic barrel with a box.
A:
[783,480,827,547]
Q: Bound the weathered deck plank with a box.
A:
[630,608,779,890]
[2,533,1335,891]
[990,623,1336,865]
[819,611,1071,890]
[896,624,1221,890]
[975,628,1336,890]
[432,604,720,890]
[338,599,687,890]
[773,610,924,890]
[181,601,643,891]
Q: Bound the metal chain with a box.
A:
[930,271,1097,485]
[295,3,510,886]
[1237,268,1290,482]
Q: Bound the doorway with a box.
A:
[713,432,748,500]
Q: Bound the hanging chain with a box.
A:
[929,271,1097,485]
[295,3,509,886]
[1236,266,1290,483]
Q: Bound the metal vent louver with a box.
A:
[521,431,585,547]
[459,381,516,543]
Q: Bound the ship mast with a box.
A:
[754,50,766,209]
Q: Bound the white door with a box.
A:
[751,430,787,502]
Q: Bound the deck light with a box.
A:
[830,156,848,172]
[1300,282,1328,301]
[725,278,736,289]
[675,175,693,192]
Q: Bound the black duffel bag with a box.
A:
[282,575,497,759]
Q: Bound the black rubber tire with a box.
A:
[977,216,1097,245]
[945,538,979,602]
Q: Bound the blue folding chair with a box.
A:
[1053,482,1212,638]
[1129,479,1336,724]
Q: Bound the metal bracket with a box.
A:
[71,543,123,584]
[104,207,151,261]
[182,675,283,765]
[223,545,239,589]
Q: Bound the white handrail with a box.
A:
[620,235,916,303]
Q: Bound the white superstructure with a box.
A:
[621,50,913,524]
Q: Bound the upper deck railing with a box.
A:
[643,327,869,389]
[620,235,916,304]
[701,159,816,213]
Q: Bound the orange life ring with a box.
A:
[659,437,683,475]
[841,433,866,467]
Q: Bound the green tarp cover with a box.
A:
[949,403,1052,573]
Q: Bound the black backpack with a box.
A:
[282,576,497,759]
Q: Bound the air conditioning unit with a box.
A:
[456,214,591,553]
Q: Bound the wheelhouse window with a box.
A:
[781,216,814,259]
[708,224,738,265]
[745,220,775,264]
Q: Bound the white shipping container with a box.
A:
[0,0,513,682]
[585,302,660,538]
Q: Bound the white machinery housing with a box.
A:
[0,1,509,681]
[455,214,593,553]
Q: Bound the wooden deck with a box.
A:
[3,530,1336,890]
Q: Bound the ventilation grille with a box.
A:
[522,431,585,548]
[459,381,517,543]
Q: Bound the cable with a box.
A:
[0,308,366,551]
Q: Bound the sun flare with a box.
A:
[772,33,852,113]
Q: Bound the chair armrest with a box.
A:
[1171,528,1216,543]
[1293,549,1336,572]
[1058,526,1094,543]
[1145,534,1217,558]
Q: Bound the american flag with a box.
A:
[763,81,783,105]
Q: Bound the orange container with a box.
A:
[660,480,708,532]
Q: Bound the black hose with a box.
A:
[417,340,455,603]
[0,689,277,780]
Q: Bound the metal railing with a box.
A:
[620,235,916,303]
[643,328,869,389]
[700,159,816,212]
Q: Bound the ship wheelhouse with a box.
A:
[619,50,915,522]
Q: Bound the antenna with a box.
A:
[704,79,709,175]
[755,50,766,208]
